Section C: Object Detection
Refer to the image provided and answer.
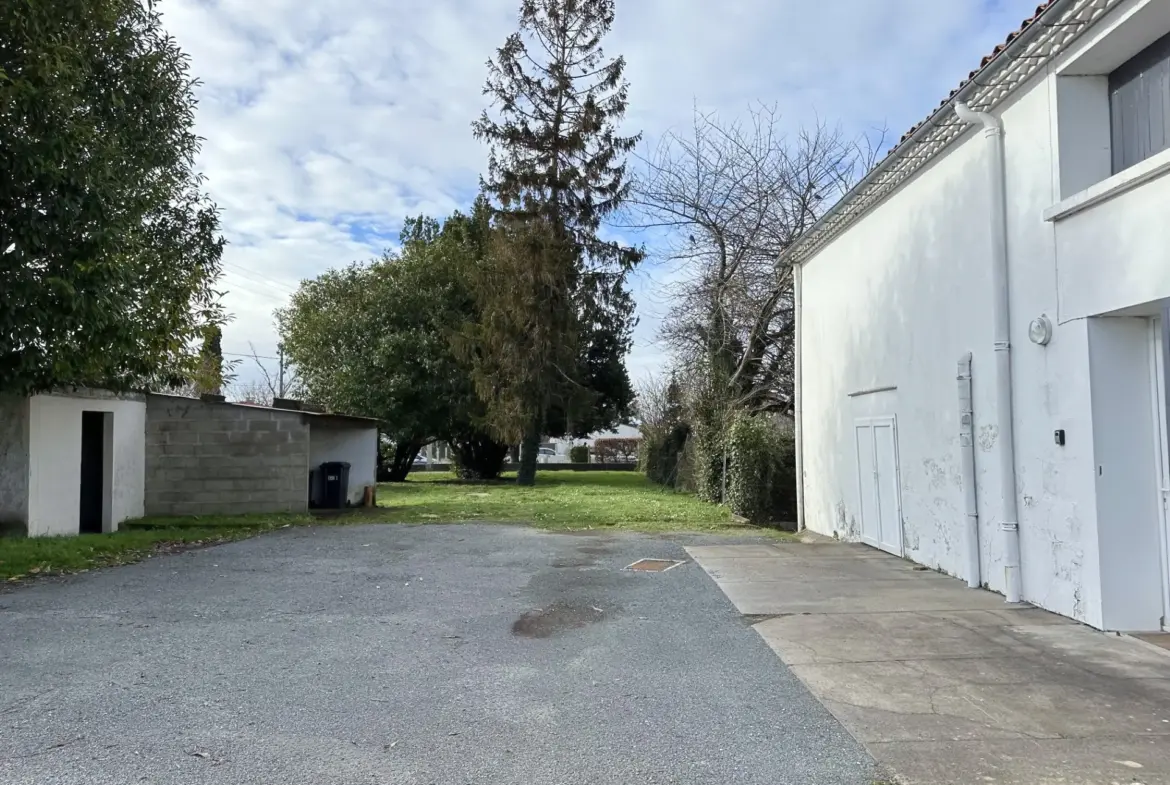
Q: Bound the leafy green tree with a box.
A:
[435,201,514,480]
[546,275,636,438]
[468,0,642,485]
[196,325,224,395]
[279,206,508,482]
[449,434,511,481]
[0,0,224,395]
[278,251,452,481]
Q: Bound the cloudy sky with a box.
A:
[162,0,1036,392]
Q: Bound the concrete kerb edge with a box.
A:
[1124,632,1170,661]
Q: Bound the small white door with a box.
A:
[855,422,880,546]
[1153,316,1170,628]
[855,416,904,556]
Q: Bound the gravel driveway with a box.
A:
[0,524,878,784]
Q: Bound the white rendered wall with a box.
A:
[27,392,145,537]
[799,76,1104,626]
[799,2,1170,629]
[1053,167,1170,320]
[309,422,377,505]
[1000,76,1102,626]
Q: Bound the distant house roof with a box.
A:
[783,0,1121,265]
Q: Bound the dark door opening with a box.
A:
[79,411,106,534]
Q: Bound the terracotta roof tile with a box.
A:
[896,2,1057,146]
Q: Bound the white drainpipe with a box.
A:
[957,353,981,589]
[794,262,806,532]
[954,102,1022,604]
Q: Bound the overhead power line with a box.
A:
[222,351,279,361]
[223,263,298,296]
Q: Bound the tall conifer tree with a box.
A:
[468,0,641,485]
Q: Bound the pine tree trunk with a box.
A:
[516,419,541,486]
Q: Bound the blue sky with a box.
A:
[163,0,1037,393]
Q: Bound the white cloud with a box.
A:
[163,0,1038,387]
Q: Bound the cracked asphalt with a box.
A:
[0,524,878,784]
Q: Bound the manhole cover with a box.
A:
[625,558,684,573]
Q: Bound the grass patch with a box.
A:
[377,470,787,535]
[0,472,782,585]
[0,514,313,584]
[124,513,315,531]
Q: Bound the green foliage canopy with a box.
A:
[1,0,224,394]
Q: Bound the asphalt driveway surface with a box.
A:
[0,524,877,784]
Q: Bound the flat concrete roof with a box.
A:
[146,392,378,426]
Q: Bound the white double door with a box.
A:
[855,416,904,557]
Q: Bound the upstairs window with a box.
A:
[1110,31,1170,173]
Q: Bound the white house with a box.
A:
[792,0,1170,631]
[0,390,146,536]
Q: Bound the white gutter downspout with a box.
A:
[954,102,1022,604]
[957,353,981,589]
[794,263,805,532]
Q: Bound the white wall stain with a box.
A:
[977,424,998,453]
[922,458,948,491]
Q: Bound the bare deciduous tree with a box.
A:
[226,378,274,406]
[633,371,683,431]
[224,342,303,405]
[629,105,882,415]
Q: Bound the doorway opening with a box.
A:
[79,411,112,534]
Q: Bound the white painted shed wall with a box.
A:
[26,393,145,537]
[309,422,377,505]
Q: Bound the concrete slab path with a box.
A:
[687,541,1170,785]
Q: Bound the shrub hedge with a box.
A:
[641,410,797,530]
[726,413,797,528]
[640,422,690,487]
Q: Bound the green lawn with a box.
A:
[375,470,764,534]
[0,519,301,583]
[0,471,775,584]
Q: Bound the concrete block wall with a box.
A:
[145,395,310,516]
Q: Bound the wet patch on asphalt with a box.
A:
[511,601,608,638]
[575,543,616,556]
[550,557,596,569]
